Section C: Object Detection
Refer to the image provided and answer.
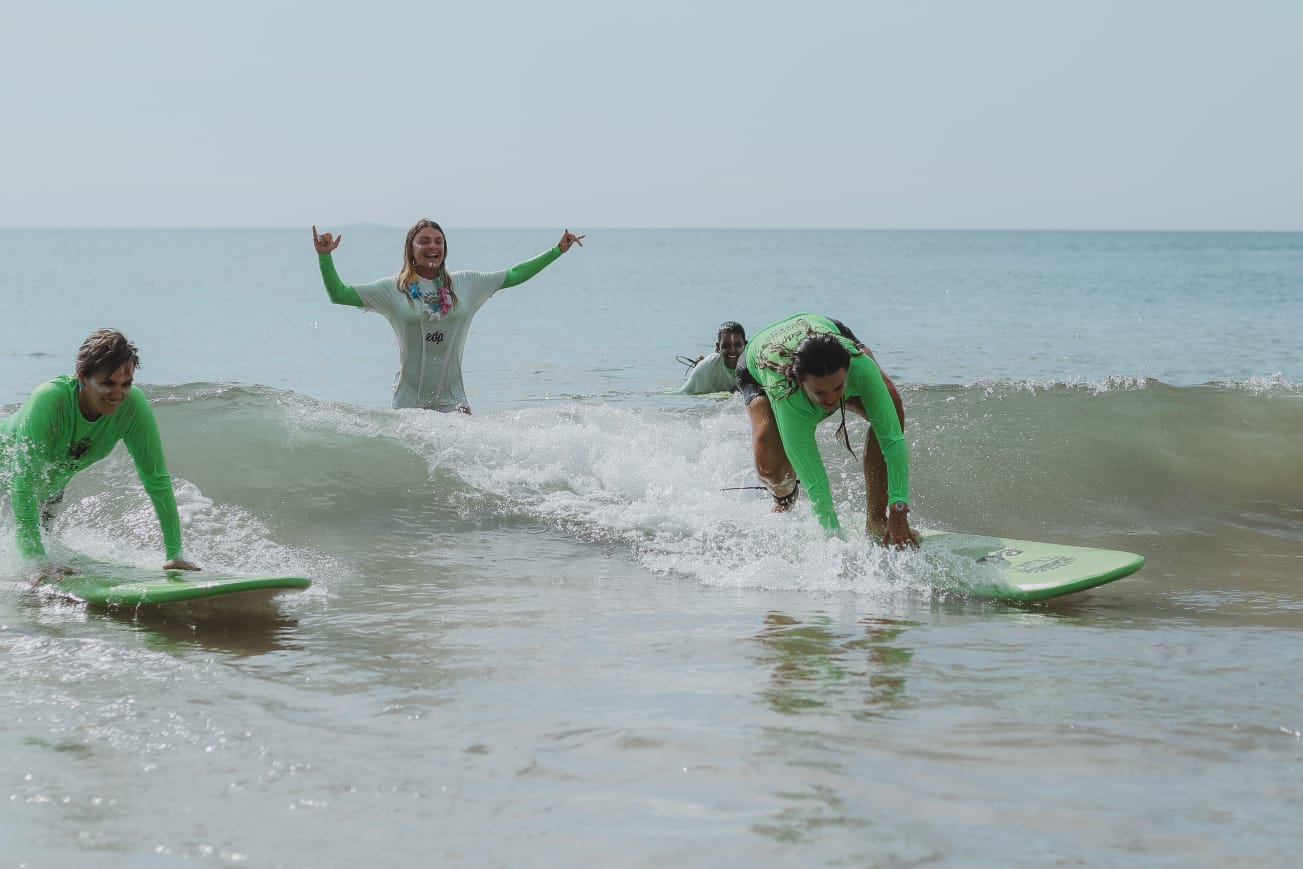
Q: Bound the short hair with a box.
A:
[716,321,746,342]
[75,329,141,378]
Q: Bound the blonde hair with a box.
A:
[396,218,457,308]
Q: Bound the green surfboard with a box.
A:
[36,564,311,608]
[920,530,1145,602]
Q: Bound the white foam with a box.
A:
[1,449,339,595]
[378,402,952,597]
[1210,372,1302,394]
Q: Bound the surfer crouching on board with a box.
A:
[737,313,918,548]
[0,329,201,578]
[313,220,584,413]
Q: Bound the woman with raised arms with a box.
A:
[313,220,584,413]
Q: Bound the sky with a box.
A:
[2,0,1300,230]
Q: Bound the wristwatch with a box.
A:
[889,501,909,515]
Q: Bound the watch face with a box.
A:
[891,502,907,512]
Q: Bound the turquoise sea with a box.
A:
[2,228,1302,867]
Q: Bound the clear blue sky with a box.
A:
[3,0,1300,229]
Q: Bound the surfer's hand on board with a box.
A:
[557,229,585,252]
[163,558,202,571]
[312,225,342,255]
[882,527,921,550]
[882,512,921,550]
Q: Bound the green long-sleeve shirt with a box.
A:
[0,376,184,561]
[745,314,909,534]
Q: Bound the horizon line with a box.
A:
[1,225,1301,233]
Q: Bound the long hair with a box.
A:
[396,218,457,308]
[765,328,863,457]
[790,333,850,383]
[754,322,854,400]
[75,328,140,378]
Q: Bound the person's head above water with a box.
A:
[715,321,747,369]
[75,328,139,379]
[74,328,141,419]
[403,218,446,272]
[397,218,457,306]
[790,332,851,411]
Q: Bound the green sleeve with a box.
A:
[10,474,46,560]
[121,391,184,561]
[318,254,364,308]
[3,386,68,561]
[847,355,910,506]
[501,246,563,289]
[771,401,841,534]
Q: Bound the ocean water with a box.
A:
[1,229,1302,867]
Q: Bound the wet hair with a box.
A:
[75,329,140,379]
[789,333,850,384]
[791,333,859,459]
[754,322,857,401]
[716,321,746,343]
[396,218,457,308]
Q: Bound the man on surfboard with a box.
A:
[1,329,202,578]
[737,313,918,547]
[677,321,747,394]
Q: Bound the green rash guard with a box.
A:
[745,313,909,534]
[317,246,564,309]
[0,376,184,562]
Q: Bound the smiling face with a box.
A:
[78,362,135,420]
[799,368,847,412]
[717,332,746,369]
[410,226,447,274]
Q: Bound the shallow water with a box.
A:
[2,229,1302,866]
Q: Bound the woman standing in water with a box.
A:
[312,220,584,413]
[1,329,201,577]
